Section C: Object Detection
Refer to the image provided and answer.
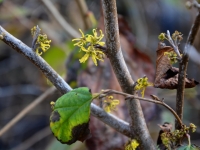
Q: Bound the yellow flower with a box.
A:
[125,139,139,150]
[134,76,152,97]
[86,29,105,46]
[50,101,55,109]
[164,51,179,64]
[190,123,197,132]
[79,46,105,66]
[72,29,87,47]
[72,29,105,66]
[172,30,183,41]
[158,33,166,41]
[131,140,139,150]
[103,96,120,113]
[31,26,51,55]
[36,34,51,55]
[31,26,41,37]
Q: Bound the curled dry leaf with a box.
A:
[154,42,199,89]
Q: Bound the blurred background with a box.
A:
[0,0,200,149]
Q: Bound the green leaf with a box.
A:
[50,87,93,144]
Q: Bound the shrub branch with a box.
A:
[101,0,156,149]
[175,11,200,130]
[0,26,131,137]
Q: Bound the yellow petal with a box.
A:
[98,41,105,46]
[91,54,97,66]
[137,78,143,84]
[108,96,113,99]
[74,42,82,47]
[40,43,50,52]
[95,50,105,54]
[97,30,103,39]
[79,29,84,37]
[131,139,139,149]
[81,46,89,52]
[141,88,145,97]
[95,55,104,61]
[86,35,93,43]
[72,38,81,41]
[79,53,89,63]
[36,48,42,55]
[104,106,111,113]
[93,29,97,37]
[134,84,142,90]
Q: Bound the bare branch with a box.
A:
[166,30,182,59]
[102,89,183,126]
[101,0,156,149]
[175,11,200,129]
[31,25,40,50]
[0,26,131,138]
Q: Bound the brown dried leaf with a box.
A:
[154,44,173,85]
[154,43,199,89]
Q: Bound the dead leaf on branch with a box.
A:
[154,42,199,89]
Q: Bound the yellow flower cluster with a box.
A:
[134,76,152,97]
[103,96,120,113]
[158,33,166,41]
[72,29,105,66]
[164,51,178,64]
[50,101,55,109]
[31,26,51,55]
[161,123,197,148]
[158,31,183,44]
[125,139,139,150]
[36,34,51,55]
[172,30,183,41]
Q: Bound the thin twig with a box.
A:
[0,87,56,136]
[102,89,183,126]
[31,25,40,50]
[175,10,200,130]
[0,26,131,138]
[166,30,181,59]
[101,0,156,149]
[41,0,80,38]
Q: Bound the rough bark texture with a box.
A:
[175,12,200,129]
[101,0,156,149]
